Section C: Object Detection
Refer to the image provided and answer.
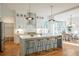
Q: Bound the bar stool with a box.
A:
[29,39,36,55]
[42,39,46,51]
[25,39,35,56]
[33,40,37,53]
[49,37,53,51]
[45,38,51,52]
[36,39,43,54]
[48,38,52,51]
[20,39,29,56]
[40,39,44,52]
[25,40,30,56]
[53,37,57,49]
[50,37,54,51]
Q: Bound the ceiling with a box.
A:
[1,3,79,16]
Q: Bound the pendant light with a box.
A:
[49,5,55,21]
[26,4,34,20]
[68,15,72,32]
[69,15,72,27]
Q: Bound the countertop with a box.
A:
[18,34,62,40]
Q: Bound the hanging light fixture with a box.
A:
[49,5,55,21]
[69,15,72,27]
[26,4,34,20]
[68,15,73,32]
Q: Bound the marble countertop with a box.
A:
[18,34,62,40]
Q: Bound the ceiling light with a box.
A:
[68,15,73,27]
[26,4,34,20]
[48,5,55,21]
[26,13,34,20]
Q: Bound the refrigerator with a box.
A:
[0,22,5,52]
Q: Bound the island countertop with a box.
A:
[18,34,62,40]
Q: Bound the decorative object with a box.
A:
[17,13,19,17]
[16,26,24,34]
[24,15,26,17]
[25,4,37,26]
[36,16,44,19]
[20,14,23,17]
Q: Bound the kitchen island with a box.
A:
[18,35,62,56]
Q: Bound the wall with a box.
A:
[15,12,36,32]
[0,4,1,17]
[55,7,79,34]
[0,4,15,40]
[1,4,14,18]
[15,9,48,33]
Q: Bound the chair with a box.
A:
[53,37,57,49]
[36,39,42,53]
[45,38,51,52]
[25,39,35,55]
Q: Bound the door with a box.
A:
[0,22,2,51]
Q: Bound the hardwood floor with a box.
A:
[0,40,20,56]
[63,41,79,56]
[1,39,79,56]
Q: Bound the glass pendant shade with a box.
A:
[26,17,34,20]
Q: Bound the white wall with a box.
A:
[15,9,48,33]
[1,4,14,18]
[0,4,15,39]
[15,13,36,32]
[55,7,79,34]
[0,4,15,23]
